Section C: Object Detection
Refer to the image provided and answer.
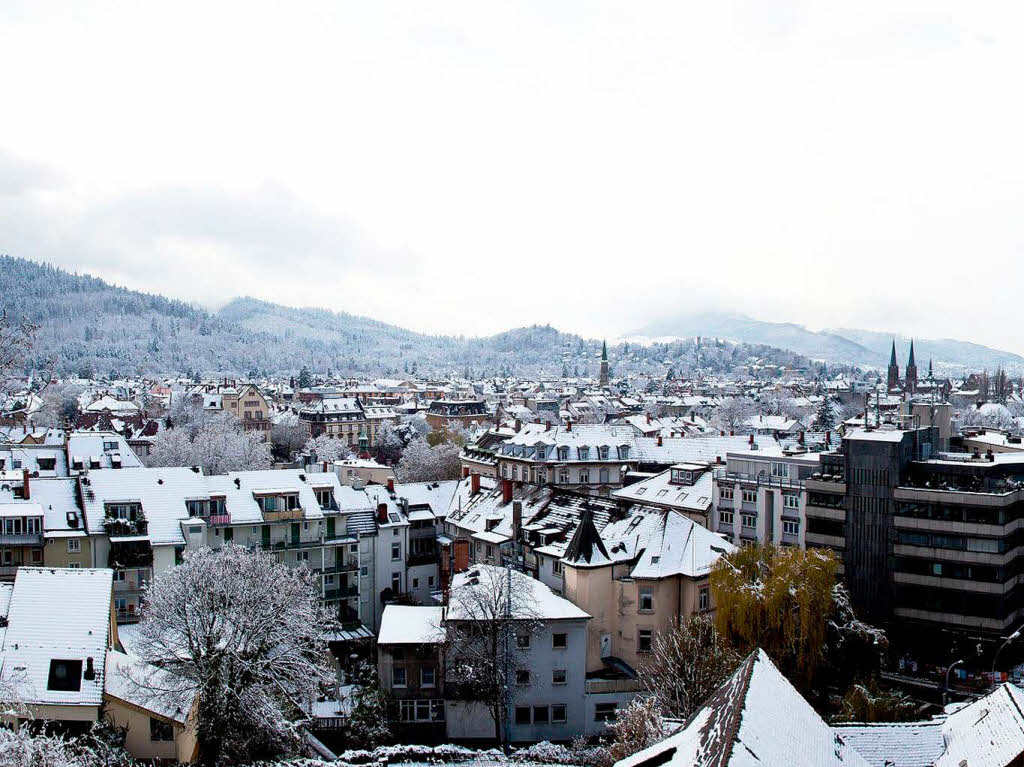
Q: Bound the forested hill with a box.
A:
[0,255,825,379]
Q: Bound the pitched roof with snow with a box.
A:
[104,649,195,725]
[447,565,590,622]
[0,568,113,707]
[611,467,713,514]
[615,649,870,767]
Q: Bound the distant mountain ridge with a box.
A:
[0,256,819,378]
[632,312,1024,373]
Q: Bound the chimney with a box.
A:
[514,418,522,432]
[462,467,470,478]
[453,539,470,575]
[21,469,29,500]
[322,461,328,473]
[513,501,523,540]
[799,431,805,445]
[502,478,513,505]
[987,449,995,462]
[471,472,481,495]
[730,431,735,437]
[545,422,551,431]
[566,419,572,432]
[377,503,388,523]
[84,657,95,681]
[749,434,754,445]
[646,412,652,424]
[826,431,832,447]
[720,431,725,437]
[657,435,663,447]
[387,477,395,492]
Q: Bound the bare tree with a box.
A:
[711,396,757,433]
[131,546,337,766]
[638,614,741,719]
[441,565,542,750]
[596,697,669,767]
[147,412,272,474]
[270,412,308,461]
[0,310,38,394]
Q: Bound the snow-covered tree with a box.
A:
[442,567,542,750]
[342,661,392,748]
[270,412,308,460]
[304,434,350,464]
[710,396,757,433]
[297,365,312,388]
[397,438,462,482]
[815,395,837,431]
[131,546,337,766]
[598,697,669,766]
[31,381,83,427]
[0,721,133,767]
[961,402,1018,432]
[638,614,741,719]
[147,413,272,475]
[371,420,404,465]
[0,310,38,393]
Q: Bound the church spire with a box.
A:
[601,340,607,361]
[905,339,918,394]
[887,339,900,392]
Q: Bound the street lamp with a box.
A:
[992,627,1022,680]
[943,659,964,707]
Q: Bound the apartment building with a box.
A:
[799,424,1024,646]
[425,399,489,431]
[76,467,379,627]
[710,451,821,548]
[495,423,635,496]
[377,605,446,739]
[443,566,592,743]
[298,397,368,444]
[561,507,735,678]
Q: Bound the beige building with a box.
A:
[561,507,733,674]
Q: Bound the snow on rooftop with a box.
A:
[615,649,870,767]
[1,568,113,707]
[378,606,445,645]
[448,565,589,622]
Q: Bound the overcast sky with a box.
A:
[2,2,1023,350]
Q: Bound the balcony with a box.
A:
[209,513,232,526]
[585,678,643,694]
[714,468,805,490]
[0,533,43,546]
[406,550,440,568]
[114,573,150,595]
[104,517,149,537]
[116,608,141,624]
[261,508,304,523]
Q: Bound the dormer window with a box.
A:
[618,445,630,460]
[558,447,569,461]
[579,447,590,460]
[598,446,609,461]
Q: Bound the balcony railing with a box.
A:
[209,513,232,526]
[116,608,141,624]
[0,533,43,546]
[104,518,149,537]
[406,550,440,568]
[261,508,304,522]
[713,468,805,490]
